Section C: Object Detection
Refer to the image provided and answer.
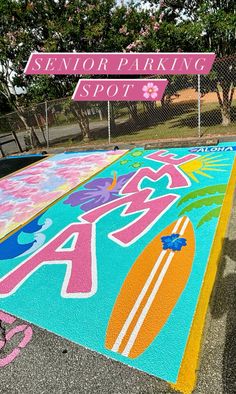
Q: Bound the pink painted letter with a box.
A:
[0,223,96,298]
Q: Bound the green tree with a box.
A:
[0,0,111,138]
[0,0,154,139]
[146,0,236,125]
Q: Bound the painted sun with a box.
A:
[180,154,230,182]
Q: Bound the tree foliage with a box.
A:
[146,0,235,124]
[0,0,235,134]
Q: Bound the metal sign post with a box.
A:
[45,100,49,149]
[108,101,111,145]
[198,74,201,138]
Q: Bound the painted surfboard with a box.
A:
[105,216,195,359]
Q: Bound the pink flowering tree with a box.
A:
[0,0,154,139]
[0,1,182,136]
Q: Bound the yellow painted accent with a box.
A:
[195,169,213,178]
[180,156,229,183]
[171,158,236,394]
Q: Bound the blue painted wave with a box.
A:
[0,214,52,260]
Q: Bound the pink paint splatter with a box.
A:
[0,311,33,367]
[8,187,38,199]
[0,202,15,214]
[22,175,46,185]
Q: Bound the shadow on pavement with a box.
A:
[209,237,236,393]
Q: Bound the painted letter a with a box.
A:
[0,223,96,298]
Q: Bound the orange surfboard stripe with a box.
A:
[106,216,195,358]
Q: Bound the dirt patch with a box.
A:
[172,88,236,104]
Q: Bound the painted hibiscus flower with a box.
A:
[20,175,46,185]
[64,172,134,211]
[18,161,53,176]
[0,201,16,215]
[142,82,159,99]
[59,155,103,166]
[8,186,37,199]
[0,179,21,193]
[161,234,187,252]
[56,167,86,183]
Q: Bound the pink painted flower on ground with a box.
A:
[56,167,81,182]
[0,202,16,214]
[0,219,7,230]
[106,150,126,156]
[59,154,103,167]
[30,191,62,204]
[19,161,53,175]
[0,179,21,193]
[34,161,53,169]
[8,187,37,199]
[22,175,46,185]
[142,83,159,99]
[13,211,34,223]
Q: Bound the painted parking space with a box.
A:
[0,143,235,393]
[0,150,126,240]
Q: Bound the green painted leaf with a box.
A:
[131,150,143,157]
[179,195,224,216]
[132,162,142,168]
[197,207,222,227]
[177,184,227,206]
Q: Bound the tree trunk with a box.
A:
[217,83,233,127]
[72,103,90,140]
[24,127,41,150]
[144,101,156,113]
[110,103,116,131]
[15,108,41,149]
[126,102,139,123]
[15,109,29,129]
[221,85,231,126]
[221,105,231,126]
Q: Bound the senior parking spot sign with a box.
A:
[72,79,168,101]
[24,52,216,102]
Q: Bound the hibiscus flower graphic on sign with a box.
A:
[142,82,159,99]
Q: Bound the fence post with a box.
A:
[197,74,201,138]
[45,100,49,148]
[108,101,111,144]
[7,117,23,153]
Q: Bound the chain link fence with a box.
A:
[0,56,235,156]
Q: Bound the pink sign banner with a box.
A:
[25,52,216,75]
[72,79,168,101]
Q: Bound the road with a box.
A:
[0,120,110,156]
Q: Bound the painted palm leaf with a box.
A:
[177,185,227,207]
[179,195,224,216]
[197,207,222,228]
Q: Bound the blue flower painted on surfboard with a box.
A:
[0,214,52,260]
[161,234,187,252]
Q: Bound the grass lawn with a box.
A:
[53,100,236,148]
[49,100,236,147]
